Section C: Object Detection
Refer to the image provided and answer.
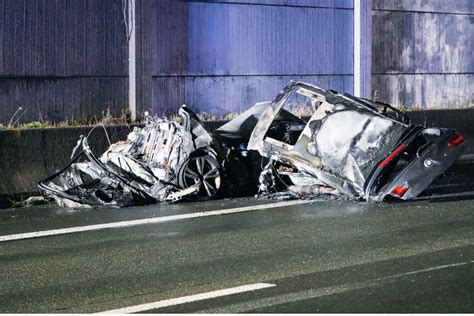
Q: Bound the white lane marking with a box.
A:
[381,261,468,280]
[97,283,276,314]
[0,199,315,242]
[202,262,469,313]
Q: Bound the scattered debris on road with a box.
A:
[39,81,465,207]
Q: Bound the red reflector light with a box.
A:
[392,186,409,197]
[448,133,464,147]
[379,144,407,169]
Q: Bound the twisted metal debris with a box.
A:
[39,81,465,207]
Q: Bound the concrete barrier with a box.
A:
[408,109,474,155]
[0,125,139,207]
[0,110,471,207]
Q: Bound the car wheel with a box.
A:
[178,155,222,199]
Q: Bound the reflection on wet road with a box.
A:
[0,162,473,313]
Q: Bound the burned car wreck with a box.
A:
[38,107,232,207]
[39,81,465,207]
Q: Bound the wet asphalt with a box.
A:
[0,163,473,313]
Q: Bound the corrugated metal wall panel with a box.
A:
[3,0,15,75]
[3,0,473,123]
[0,0,128,123]
[152,75,353,116]
[0,0,128,77]
[151,0,354,115]
[0,78,128,123]
[54,0,67,76]
[181,3,353,75]
[188,0,354,9]
[152,0,188,77]
[0,0,3,75]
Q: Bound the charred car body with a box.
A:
[39,81,465,207]
[38,107,229,207]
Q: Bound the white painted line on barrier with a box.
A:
[97,283,276,314]
[0,199,315,242]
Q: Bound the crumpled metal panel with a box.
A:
[38,106,216,207]
[248,81,412,199]
[308,109,405,194]
[39,81,464,206]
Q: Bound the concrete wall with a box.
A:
[372,0,474,108]
[0,125,138,207]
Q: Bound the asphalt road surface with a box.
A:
[0,162,473,313]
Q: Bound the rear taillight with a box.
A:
[379,144,407,169]
[391,186,409,197]
[448,133,464,147]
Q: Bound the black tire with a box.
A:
[178,155,222,200]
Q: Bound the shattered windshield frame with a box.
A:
[248,81,463,201]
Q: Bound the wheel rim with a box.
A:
[181,156,221,198]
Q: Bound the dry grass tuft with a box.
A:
[1,107,133,130]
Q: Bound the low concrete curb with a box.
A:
[408,109,474,155]
[0,110,472,208]
[0,125,140,208]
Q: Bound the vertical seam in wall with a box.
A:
[2,0,5,74]
[64,0,67,76]
[33,0,37,76]
[102,0,106,76]
[42,0,46,75]
[22,0,26,76]
[353,0,356,95]
[54,0,57,76]
[84,0,88,76]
